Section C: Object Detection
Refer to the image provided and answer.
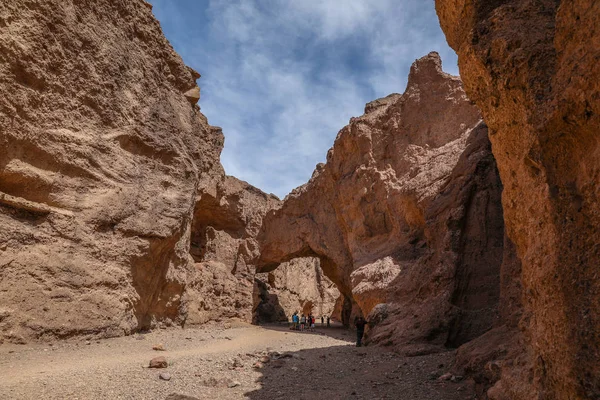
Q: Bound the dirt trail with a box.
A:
[0,324,475,399]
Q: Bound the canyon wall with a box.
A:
[256,53,515,355]
[436,1,600,398]
[0,0,346,343]
[0,0,224,342]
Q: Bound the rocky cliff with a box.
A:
[0,0,349,343]
[436,1,600,398]
[256,53,515,355]
[0,0,225,342]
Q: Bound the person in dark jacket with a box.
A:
[354,316,369,347]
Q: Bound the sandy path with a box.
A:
[0,323,475,399]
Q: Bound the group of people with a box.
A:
[290,312,370,347]
[291,312,331,331]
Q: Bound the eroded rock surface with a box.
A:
[184,176,281,325]
[254,258,340,323]
[256,53,513,354]
[0,0,222,342]
[436,1,600,398]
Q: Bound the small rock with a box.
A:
[291,366,298,372]
[150,356,168,369]
[228,381,241,388]
[253,361,264,369]
[438,373,453,381]
[85,341,91,346]
[153,344,166,351]
[159,372,171,381]
[259,355,271,363]
[451,375,463,382]
[184,87,200,105]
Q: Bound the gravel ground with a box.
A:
[0,323,476,399]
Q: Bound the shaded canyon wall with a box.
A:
[436,0,600,398]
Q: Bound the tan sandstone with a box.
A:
[0,0,223,342]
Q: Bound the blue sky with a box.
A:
[148,0,458,198]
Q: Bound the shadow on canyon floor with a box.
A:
[243,342,476,400]
[256,322,356,343]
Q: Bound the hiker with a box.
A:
[326,316,330,327]
[310,315,315,331]
[355,316,369,347]
[300,314,306,331]
[321,316,324,325]
[292,312,299,330]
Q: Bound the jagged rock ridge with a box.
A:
[256,52,516,355]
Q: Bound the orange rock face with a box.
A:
[435,1,600,398]
[256,53,513,353]
[0,0,223,341]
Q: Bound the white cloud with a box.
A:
[149,0,458,198]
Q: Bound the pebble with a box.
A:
[159,372,171,381]
[152,344,166,351]
[438,372,453,381]
[149,356,168,368]
[228,381,241,388]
